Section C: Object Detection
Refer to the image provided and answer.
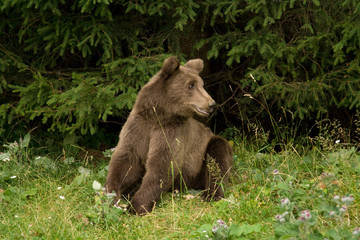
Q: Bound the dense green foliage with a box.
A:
[1,0,360,143]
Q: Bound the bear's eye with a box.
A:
[188,83,195,89]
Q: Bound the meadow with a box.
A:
[1,130,359,240]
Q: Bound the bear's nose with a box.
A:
[209,101,217,112]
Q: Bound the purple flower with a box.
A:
[280,198,290,207]
[339,205,347,213]
[217,219,225,226]
[299,210,311,220]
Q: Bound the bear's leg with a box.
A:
[129,152,179,215]
[105,149,144,202]
[201,135,233,201]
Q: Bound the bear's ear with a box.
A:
[184,59,204,74]
[161,57,180,79]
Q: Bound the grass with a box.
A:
[0,134,360,239]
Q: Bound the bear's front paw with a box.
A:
[129,199,153,215]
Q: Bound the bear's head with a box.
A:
[157,56,216,119]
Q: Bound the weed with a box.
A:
[314,119,348,151]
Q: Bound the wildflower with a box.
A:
[59,195,65,200]
[280,198,290,207]
[341,196,354,205]
[275,212,288,223]
[273,169,279,174]
[35,156,41,160]
[217,219,225,226]
[212,219,229,234]
[299,210,311,220]
[339,205,347,213]
[106,192,116,199]
[353,227,360,236]
[3,157,10,162]
[57,187,62,190]
[92,180,102,191]
[335,140,340,144]
[333,195,340,201]
[14,215,19,218]
[10,176,17,179]
[329,211,336,216]
[110,148,116,152]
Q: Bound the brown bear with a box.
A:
[105,56,233,215]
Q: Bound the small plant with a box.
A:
[205,154,222,184]
[354,110,360,147]
[85,180,126,226]
[211,219,229,240]
[272,168,358,239]
[314,119,347,151]
[192,219,262,239]
[0,134,31,163]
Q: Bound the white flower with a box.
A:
[3,157,10,162]
[10,176,17,179]
[335,140,340,144]
[92,180,102,191]
[59,195,65,200]
[57,187,62,190]
[106,192,116,199]
[339,205,347,213]
[300,210,311,220]
[281,198,290,207]
[36,156,41,159]
[14,215,19,218]
[275,215,284,222]
[341,196,354,205]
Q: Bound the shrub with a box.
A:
[1,0,360,143]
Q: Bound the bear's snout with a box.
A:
[208,101,217,113]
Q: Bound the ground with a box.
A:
[0,137,359,239]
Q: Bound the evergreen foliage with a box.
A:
[1,0,360,141]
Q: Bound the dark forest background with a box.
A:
[1,0,360,149]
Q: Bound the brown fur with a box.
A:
[105,57,233,215]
